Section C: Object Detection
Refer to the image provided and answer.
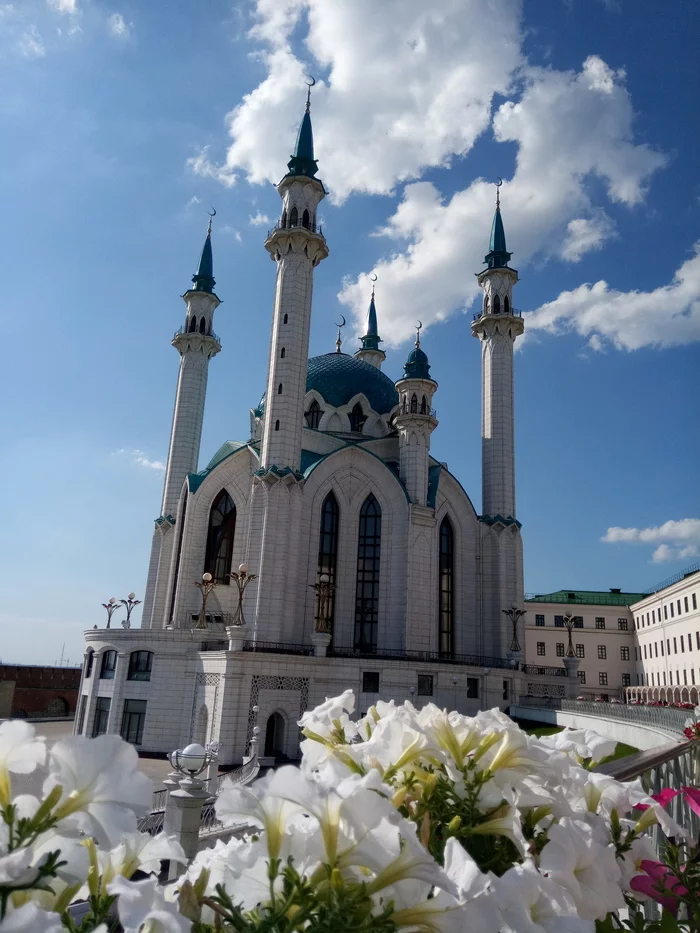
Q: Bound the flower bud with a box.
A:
[448,815,462,832]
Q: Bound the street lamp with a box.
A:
[120,592,141,629]
[102,597,120,629]
[169,740,219,788]
[228,564,258,627]
[193,573,217,630]
[309,572,335,633]
[562,612,576,658]
[501,605,526,654]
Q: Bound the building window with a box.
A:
[664,605,668,620]
[678,599,682,615]
[654,642,658,657]
[410,393,418,413]
[573,617,583,628]
[502,679,509,701]
[127,651,153,682]
[536,642,545,656]
[84,650,94,678]
[283,313,288,324]
[693,669,696,685]
[417,674,433,696]
[652,610,656,623]
[575,644,585,658]
[317,493,339,630]
[595,617,605,630]
[618,618,628,631]
[493,294,501,313]
[620,646,630,661]
[578,671,586,684]
[305,399,323,429]
[354,494,381,651]
[92,697,110,737]
[204,490,236,584]
[274,420,280,431]
[622,673,631,687]
[121,699,147,745]
[466,678,478,698]
[277,383,283,395]
[535,614,545,626]
[670,604,675,618]
[349,403,367,433]
[76,695,87,734]
[439,517,454,655]
[554,615,564,628]
[661,641,664,656]
[696,632,700,651]
[362,671,379,693]
[673,637,678,654]
[598,645,607,660]
[289,206,298,226]
[100,650,117,680]
[421,395,427,414]
[599,672,608,686]
[643,644,647,659]
[689,634,693,652]
[280,347,285,359]
[681,637,686,653]
[667,639,671,654]
[684,669,688,685]
[556,643,565,657]
[693,593,697,610]
[663,671,666,685]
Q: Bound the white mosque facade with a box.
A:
[76,101,558,764]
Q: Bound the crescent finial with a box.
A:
[370,273,377,299]
[305,75,316,112]
[415,320,422,348]
[495,178,502,209]
[207,207,216,235]
[334,314,346,353]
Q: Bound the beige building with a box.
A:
[628,566,700,703]
[524,589,645,699]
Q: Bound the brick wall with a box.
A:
[0,665,80,718]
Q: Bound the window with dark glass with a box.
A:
[305,399,323,429]
[556,643,565,657]
[554,615,564,627]
[573,616,583,628]
[76,695,87,734]
[578,671,586,684]
[204,490,236,584]
[493,294,500,313]
[504,295,510,314]
[410,393,418,413]
[618,618,628,631]
[188,315,197,333]
[316,493,339,630]
[362,671,379,693]
[438,517,454,655]
[575,644,584,658]
[127,651,153,682]
[466,678,478,698]
[354,494,381,651]
[535,614,545,626]
[599,672,608,686]
[595,617,605,629]
[621,646,630,660]
[84,650,94,679]
[536,642,545,656]
[622,673,631,686]
[420,395,427,413]
[349,403,367,433]
[289,205,298,226]
[92,697,111,737]
[199,317,206,334]
[417,674,433,696]
[598,645,606,660]
[100,650,117,680]
[121,699,147,745]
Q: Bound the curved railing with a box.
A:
[560,699,690,734]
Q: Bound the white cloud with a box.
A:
[221,224,242,243]
[248,210,271,226]
[18,25,45,57]
[108,12,130,39]
[47,0,77,13]
[602,519,700,564]
[114,449,166,472]
[188,147,237,188]
[560,212,616,262]
[524,244,700,350]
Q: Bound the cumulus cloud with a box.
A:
[114,449,166,472]
[561,212,616,262]
[188,147,237,188]
[602,519,700,564]
[525,244,700,350]
[249,210,271,226]
[108,12,130,39]
[18,25,45,57]
[47,0,77,13]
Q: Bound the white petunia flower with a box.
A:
[100,831,186,886]
[0,902,69,933]
[0,848,41,887]
[109,874,189,933]
[496,860,594,933]
[0,722,45,805]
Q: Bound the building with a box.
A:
[75,92,562,764]
[627,565,700,703]
[523,589,644,700]
[0,665,80,719]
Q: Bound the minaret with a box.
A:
[260,88,328,472]
[141,218,222,628]
[471,186,523,520]
[355,279,385,369]
[394,325,438,506]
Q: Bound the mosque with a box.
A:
[76,94,557,764]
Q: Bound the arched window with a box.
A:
[275,420,280,431]
[281,209,287,228]
[493,294,500,314]
[199,317,206,334]
[277,384,283,394]
[283,313,288,324]
[410,393,418,413]
[84,650,94,679]
[420,395,427,414]
[354,494,381,651]
[168,489,188,625]
[302,208,310,229]
[204,490,236,584]
[264,712,285,757]
[349,403,366,433]
[188,316,197,333]
[317,493,339,629]
[305,399,322,429]
[128,651,153,681]
[484,296,489,314]
[100,650,117,680]
[290,206,298,227]
[439,517,454,656]
[281,347,286,358]
[402,395,407,413]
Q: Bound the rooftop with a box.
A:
[525,588,647,607]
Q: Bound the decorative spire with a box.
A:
[402,321,432,379]
[335,315,345,353]
[415,319,422,348]
[484,179,512,270]
[360,274,382,351]
[190,210,216,294]
[287,78,319,179]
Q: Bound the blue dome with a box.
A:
[307,353,398,413]
[403,346,431,379]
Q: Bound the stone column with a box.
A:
[227,625,249,652]
[164,777,209,877]
[81,651,101,737]
[107,652,129,736]
[311,632,331,657]
[563,657,581,699]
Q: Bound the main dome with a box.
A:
[306,353,398,414]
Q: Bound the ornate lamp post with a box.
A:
[193,573,217,630]
[562,612,577,658]
[561,612,581,699]
[169,740,219,788]
[102,597,120,629]
[309,573,335,634]
[120,592,141,629]
[228,564,257,627]
[502,605,526,664]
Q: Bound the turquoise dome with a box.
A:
[306,353,398,413]
[403,346,431,380]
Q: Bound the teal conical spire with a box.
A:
[191,215,215,293]
[287,86,319,179]
[484,184,512,270]
[360,287,381,351]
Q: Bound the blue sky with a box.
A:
[0,0,698,664]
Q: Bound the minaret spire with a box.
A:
[355,274,386,369]
[485,179,512,270]
[191,209,216,294]
[287,77,319,179]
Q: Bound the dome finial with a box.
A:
[483,179,512,270]
[335,315,345,353]
[287,81,319,178]
[207,207,216,237]
[305,75,315,114]
[415,320,422,348]
[190,211,216,293]
[495,177,501,211]
[371,272,377,300]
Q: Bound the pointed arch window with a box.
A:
[305,399,322,429]
[188,316,197,333]
[281,209,287,228]
[281,348,286,358]
[289,206,298,227]
[283,313,288,324]
[410,393,418,413]
[199,317,206,334]
[504,296,510,314]
[204,490,236,584]
[349,403,366,433]
[439,517,454,656]
[420,395,427,414]
[484,296,489,314]
[302,208,310,229]
[354,494,381,652]
[493,294,500,314]
[277,384,283,394]
[317,493,339,629]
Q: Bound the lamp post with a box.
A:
[228,564,257,627]
[451,675,458,712]
[120,592,141,629]
[164,740,220,876]
[501,605,526,655]
[562,612,576,657]
[193,573,217,630]
[561,612,581,698]
[102,597,120,629]
[310,573,335,634]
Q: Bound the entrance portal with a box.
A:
[264,712,285,758]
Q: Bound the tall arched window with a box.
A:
[317,493,339,629]
[283,313,288,324]
[493,294,500,313]
[168,489,188,624]
[281,209,287,228]
[281,348,286,358]
[354,494,381,651]
[289,205,298,226]
[302,208,310,229]
[188,316,197,333]
[305,399,322,429]
[484,296,489,313]
[349,403,366,433]
[277,384,283,394]
[504,295,510,314]
[199,317,206,334]
[439,517,454,656]
[420,395,427,413]
[410,393,418,413]
[204,490,236,584]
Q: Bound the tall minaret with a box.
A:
[394,325,438,506]
[141,219,222,629]
[260,88,328,472]
[471,187,524,657]
[355,279,385,369]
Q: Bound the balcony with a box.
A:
[173,325,220,343]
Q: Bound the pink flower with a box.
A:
[680,786,700,817]
[630,859,688,916]
[634,787,680,812]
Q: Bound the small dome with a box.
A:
[403,346,431,380]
